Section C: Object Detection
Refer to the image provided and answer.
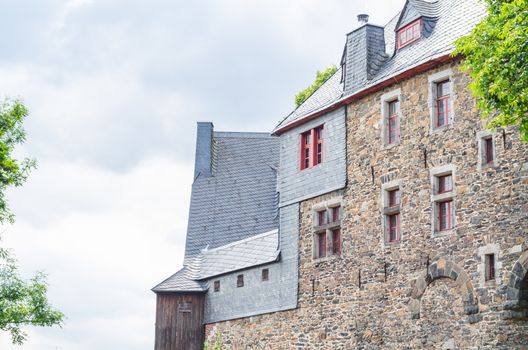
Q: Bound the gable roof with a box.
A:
[273,0,486,135]
[152,229,280,293]
[184,131,280,261]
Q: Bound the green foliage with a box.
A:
[0,99,37,223]
[204,334,223,350]
[295,65,338,108]
[453,0,528,141]
[0,247,64,344]
[0,98,62,344]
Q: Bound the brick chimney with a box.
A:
[194,122,214,180]
[343,19,388,94]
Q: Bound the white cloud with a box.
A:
[0,157,192,349]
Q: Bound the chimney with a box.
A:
[357,14,369,24]
[343,21,387,94]
[194,122,214,180]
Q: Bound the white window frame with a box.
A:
[428,68,455,134]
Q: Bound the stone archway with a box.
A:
[503,250,528,319]
[408,256,479,321]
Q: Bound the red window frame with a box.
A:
[397,19,421,49]
[388,189,400,207]
[484,138,494,164]
[438,174,453,194]
[438,200,452,231]
[388,214,399,242]
[388,100,399,144]
[317,210,326,226]
[437,80,450,127]
[314,126,323,166]
[300,125,324,170]
[331,229,341,256]
[485,254,495,281]
[317,232,326,258]
[331,207,341,223]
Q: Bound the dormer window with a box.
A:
[397,19,421,49]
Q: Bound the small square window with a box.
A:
[438,175,453,194]
[331,229,341,256]
[485,254,496,281]
[213,280,220,292]
[261,268,269,282]
[388,189,400,207]
[236,274,244,288]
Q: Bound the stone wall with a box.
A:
[204,61,528,349]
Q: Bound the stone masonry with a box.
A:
[204,61,528,349]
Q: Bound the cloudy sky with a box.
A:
[0,1,405,349]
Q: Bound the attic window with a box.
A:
[397,19,421,49]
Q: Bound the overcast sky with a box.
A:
[0,1,405,349]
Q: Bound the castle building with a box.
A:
[152,0,528,348]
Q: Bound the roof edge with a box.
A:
[203,228,279,254]
[273,53,458,135]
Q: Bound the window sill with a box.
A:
[432,191,456,202]
[382,141,401,150]
[430,122,454,135]
[384,240,401,247]
[313,255,341,264]
[479,162,498,171]
[432,228,456,237]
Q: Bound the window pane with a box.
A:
[388,189,400,207]
[317,211,326,226]
[485,138,494,163]
[388,214,399,242]
[332,229,341,256]
[332,207,341,222]
[438,175,452,193]
[438,201,452,231]
[318,232,326,258]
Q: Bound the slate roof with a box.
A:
[198,229,280,279]
[273,0,486,134]
[152,230,279,292]
[184,131,279,260]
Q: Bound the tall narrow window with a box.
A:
[436,80,450,127]
[388,100,399,144]
[300,131,311,170]
[485,254,496,281]
[236,274,244,288]
[388,214,399,242]
[314,126,323,166]
[317,232,326,258]
[437,200,452,231]
[484,138,493,164]
[300,125,324,170]
[331,229,341,256]
[432,167,456,234]
[383,185,401,243]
